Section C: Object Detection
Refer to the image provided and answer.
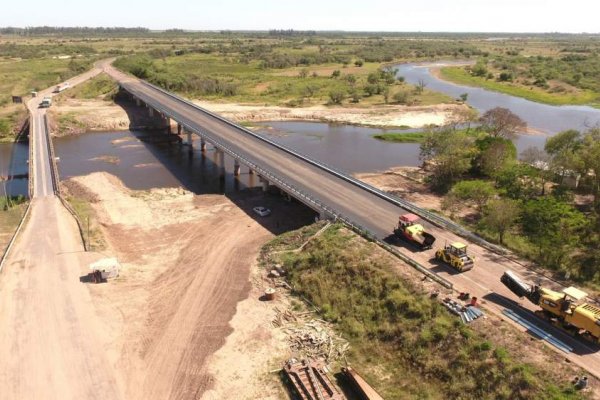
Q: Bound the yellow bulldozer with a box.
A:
[435,242,475,272]
[501,270,600,344]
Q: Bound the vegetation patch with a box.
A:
[373,131,426,143]
[266,223,582,399]
[57,73,117,100]
[440,66,600,107]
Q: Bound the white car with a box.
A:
[253,206,271,217]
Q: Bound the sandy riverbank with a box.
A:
[47,96,470,136]
[62,172,314,399]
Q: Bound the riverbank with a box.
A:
[46,95,470,136]
[434,66,600,108]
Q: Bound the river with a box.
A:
[395,61,600,150]
[9,61,600,192]
[0,142,29,198]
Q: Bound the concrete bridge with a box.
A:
[104,63,600,376]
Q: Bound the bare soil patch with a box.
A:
[62,172,314,399]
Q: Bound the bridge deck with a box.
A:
[121,79,402,238]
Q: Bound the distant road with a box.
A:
[0,63,123,399]
[104,62,600,378]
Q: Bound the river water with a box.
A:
[51,125,418,192]
[6,61,600,192]
[395,61,600,150]
[0,142,29,197]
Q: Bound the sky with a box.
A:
[1,0,599,33]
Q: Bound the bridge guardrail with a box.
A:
[136,81,506,257]
[43,115,89,251]
[162,109,453,290]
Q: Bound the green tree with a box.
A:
[521,197,588,268]
[447,180,497,213]
[544,129,583,185]
[367,72,379,84]
[420,128,477,191]
[471,62,488,77]
[382,87,390,104]
[354,59,364,67]
[331,70,341,78]
[328,90,345,105]
[480,198,521,245]
[579,128,600,206]
[496,163,545,200]
[473,137,517,178]
[393,90,409,104]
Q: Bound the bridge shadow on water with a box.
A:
[111,94,319,236]
[1,122,30,199]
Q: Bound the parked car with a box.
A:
[253,206,271,217]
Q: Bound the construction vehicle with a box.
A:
[501,270,600,344]
[39,97,52,108]
[394,213,436,250]
[435,242,475,272]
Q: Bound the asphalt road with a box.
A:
[104,63,600,378]
[0,65,123,399]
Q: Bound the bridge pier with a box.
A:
[216,149,225,179]
[260,176,269,192]
[177,123,182,135]
[187,130,193,146]
[248,168,254,175]
[135,98,142,107]
[200,138,207,152]
[148,107,154,118]
[165,117,171,134]
[233,160,240,176]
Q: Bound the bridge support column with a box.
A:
[135,98,142,107]
[186,130,193,154]
[177,123,182,135]
[216,149,225,179]
[261,177,269,192]
[148,107,154,118]
[165,117,171,133]
[233,160,240,176]
[200,138,207,152]
[248,168,254,175]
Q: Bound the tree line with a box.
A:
[421,108,600,284]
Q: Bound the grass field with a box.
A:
[440,66,600,107]
[0,200,28,253]
[265,223,583,399]
[114,52,456,107]
[56,73,117,100]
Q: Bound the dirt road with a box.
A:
[0,197,122,399]
[0,62,121,399]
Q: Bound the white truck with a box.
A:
[54,82,70,93]
[39,97,52,108]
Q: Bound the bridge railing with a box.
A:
[149,103,453,289]
[136,81,507,257]
[43,115,89,251]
